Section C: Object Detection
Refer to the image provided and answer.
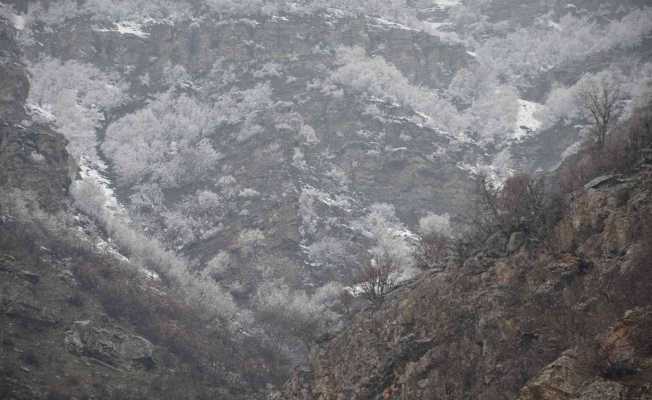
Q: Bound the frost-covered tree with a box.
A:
[238,229,266,258]
[254,280,343,350]
[102,90,221,187]
[28,58,127,160]
[306,236,351,269]
[540,66,652,136]
[354,203,416,281]
[331,46,462,135]
[418,213,453,238]
[475,9,652,86]
[416,213,454,270]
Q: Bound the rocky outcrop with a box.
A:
[280,174,652,399]
[0,126,76,210]
[64,320,155,369]
[518,307,652,400]
[0,18,76,211]
[0,17,29,123]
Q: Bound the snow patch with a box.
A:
[12,14,26,30]
[94,21,150,38]
[79,157,128,219]
[514,99,543,140]
[561,141,582,159]
[368,17,418,32]
[547,20,562,31]
[433,0,461,7]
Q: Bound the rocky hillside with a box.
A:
[279,157,652,398]
[1,0,652,398]
[0,15,283,400]
[10,0,650,295]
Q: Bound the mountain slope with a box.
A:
[279,162,652,399]
[0,16,284,399]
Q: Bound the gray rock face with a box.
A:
[0,17,29,123]
[584,175,621,191]
[4,301,58,328]
[0,20,76,211]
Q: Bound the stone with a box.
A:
[600,307,652,375]
[17,270,40,284]
[507,231,526,254]
[484,232,508,258]
[4,301,58,328]
[577,379,626,400]
[518,349,590,400]
[65,321,155,369]
[584,174,621,191]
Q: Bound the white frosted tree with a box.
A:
[28,58,127,160]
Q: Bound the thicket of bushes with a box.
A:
[414,101,652,270]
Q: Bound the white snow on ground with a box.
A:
[368,17,418,32]
[561,141,582,159]
[79,157,128,219]
[433,0,461,7]
[425,21,452,30]
[514,99,543,140]
[12,14,26,30]
[457,157,513,187]
[547,20,562,31]
[77,158,161,281]
[94,21,150,38]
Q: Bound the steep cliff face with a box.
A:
[0,18,75,211]
[280,171,652,399]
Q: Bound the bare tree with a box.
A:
[577,79,622,148]
[355,254,399,305]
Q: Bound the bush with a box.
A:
[415,234,452,270]
[354,255,400,305]
[456,172,563,259]
[559,102,652,193]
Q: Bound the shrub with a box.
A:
[559,101,652,193]
[354,255,399,305]
[415,234,452,270]
[457,172,562,259]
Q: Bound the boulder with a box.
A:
[518,349,590,400]
[484,232,508,258]
[65,320,155,369]
[600,307,652,376]
[17,270,40,284]
[507,231,526,254]
[584,175,621,191]
[577,379,626,400]
[4,300,57,328]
